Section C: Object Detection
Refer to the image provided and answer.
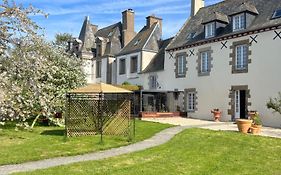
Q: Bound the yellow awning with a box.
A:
[70,83,133,94]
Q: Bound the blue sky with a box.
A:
[16,0,221,40]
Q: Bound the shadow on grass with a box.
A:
[40,130,65,136]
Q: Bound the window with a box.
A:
[205,22,215,38]
[233,13,245,31]
[149,75,157,90]
[119,59,126,75]
[134,39,141,46]
[130,56,138,73]
[188,92,195,111]
[96,60,101,78]
[177,55,185,76]
[187,32,196,40]
[200,52,209,73]
[235,45,248,70]
[272,9,281,19]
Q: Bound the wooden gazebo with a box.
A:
[65,83,133,142]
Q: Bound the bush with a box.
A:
[267,92,281,115]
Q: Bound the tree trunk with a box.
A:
[31,114,41,129]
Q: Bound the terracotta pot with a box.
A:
[250,127,259,135]
[236,119,253,134]
[211,110,221,122]
[252,124,262,134]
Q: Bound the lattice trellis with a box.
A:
[65,93,133,141]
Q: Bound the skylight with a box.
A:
[186,32,196,40]
[108,32,113,37]
[134,39,141,46]
[272,9,281,19]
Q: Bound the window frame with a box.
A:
[235,44,248,70]
[205,22,215,38]
[130,56,138,73]
[119,58,126,75]
[232,13,246,31]
[177,55,185,76]
[200,52,209,73]
[149,75,158,90]
[229,39,251,74]
[188,92,195,111]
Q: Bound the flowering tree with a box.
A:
[0,0,86,128]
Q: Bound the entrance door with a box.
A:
[234,90,240,119]
[234,90,247,119]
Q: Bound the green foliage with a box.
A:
[253,113,262,125]
[54,33,72,49]
[267,92,281,115]
[122,81,131,86]
[15,129,281,175]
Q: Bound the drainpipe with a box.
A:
[140,90,143,113]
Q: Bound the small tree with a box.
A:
[267,92,281,115]
[54,33,72,50]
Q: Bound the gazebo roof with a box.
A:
[70,83,133,94]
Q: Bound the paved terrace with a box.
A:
[143,117,281,138]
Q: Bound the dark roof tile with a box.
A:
[167,0,281,50]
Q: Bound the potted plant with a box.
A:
[251,112,262,135]
[236,118,253,134]
[211,108,221,122]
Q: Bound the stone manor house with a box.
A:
[68,0,281,128]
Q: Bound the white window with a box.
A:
[233,14,245,31]
[149,75,157,89]
[188,92,195,111]
[200,52,209,73]
[177,55,185,75]
[205,22,215,38]
[235,45,248,70]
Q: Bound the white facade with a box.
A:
[116,51,156,85]
[160,30,281,127]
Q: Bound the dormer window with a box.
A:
[205,22,215,38]
[233,13,245,31]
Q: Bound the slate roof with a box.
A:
[167,0,281,51]
[78,17,97,51]
[95,22,122,40]
[202,12,229,24]
[117,23,158,56]
[95,22,123,57]
[141,37,173,73]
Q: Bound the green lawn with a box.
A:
[0,119,172,165]
[16,128,281,175]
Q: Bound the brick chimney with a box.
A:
[122,9,136,47]
[146,15,163,36]
[191,0,205,16]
